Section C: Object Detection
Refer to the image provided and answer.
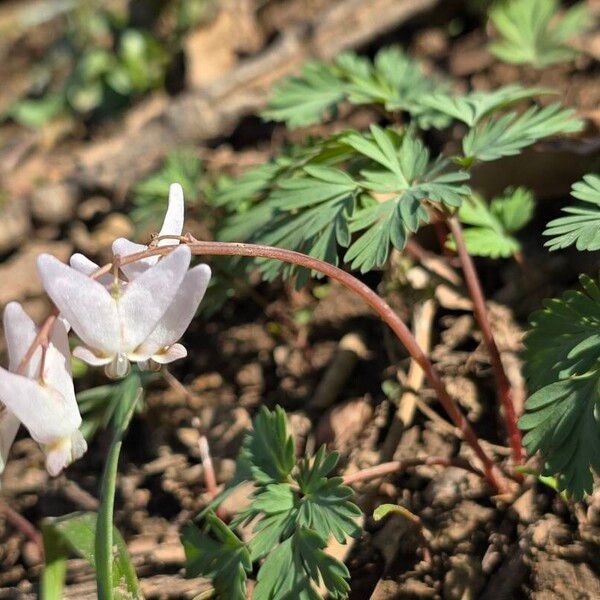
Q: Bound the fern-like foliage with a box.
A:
[182,407,361,600]
[488,0,588,68]
[447,187,534,258]
[461,103,582,164]
[263,47,448,129]
[522,275,600,498]
[544,174,600,251]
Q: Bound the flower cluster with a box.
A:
[0,184,210,479]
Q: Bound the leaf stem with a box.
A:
[96,386,141,599]
[446,216,524,466]
[113,238,508,493]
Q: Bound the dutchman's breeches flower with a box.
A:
[68,183,211,371]
[38,245,210,378]
[0,303,86,477]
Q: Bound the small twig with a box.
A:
[343,456,484,486]
[198,436,217,501]
[447,217,524,467]
[0,499,44,560]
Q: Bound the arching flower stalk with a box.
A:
[0,303,86,476]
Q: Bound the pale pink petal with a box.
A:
[72,346,113,366]
[70,253,113,287]
[37,254,120,355]
[113,238,157,281]
[3,302,39,375]
[0,368,81,445]
[0,410,20,475]
[158,183,185,244]
[119,245,191,351]
[151,343,188,364]
[136,264,211,356]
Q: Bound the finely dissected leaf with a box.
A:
[262,47,448,129]
[421,85,551,127]
[524,275,600,391]
[182,512,251,600]
[489,0,588,68]
[519,374,600,499]
[462,103,583,163]
[544,174,600,251]
[342,126,470,272]
[262,61,347,127]
[240,406,296,484]
[253,529,351,600]
[447,188,534,258]
[295,446,362,544]
[41,512,140,600]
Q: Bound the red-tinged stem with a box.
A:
[15,311,57,376]
[0,499,44,559]
[447,216,524,466]
[112,238,507,493]
[343,456,483,486]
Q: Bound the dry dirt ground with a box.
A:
[1,0,600,598]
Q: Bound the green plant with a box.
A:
[447,187,535,258]
[183,407,361,600]
[488,0,588,68]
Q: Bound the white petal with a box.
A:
[37,254,120,355]
[0,368,81,445]
[45,430,87,476]
[0,410,20,475]
[112,238,156,280]
[70,253,113,287]
[72,346,113,366]
[158,183,185,243]
[151,343,188,364]
[3,302,39,375]
[137,263,210,356]
[119,245,191,351]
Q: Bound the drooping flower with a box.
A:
[38,244,207,377]
[68,183,211,368]
[0,303,86,476]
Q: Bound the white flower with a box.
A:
[0,303,86,477]
[69,183,211,369]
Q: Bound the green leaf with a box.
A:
[519,374,600,500]
[524,275,600,391]
[373,503,419,523]
[447,188,534,258]
[41,512,140,600]
[253,528,351,600]
[295,447,362,544]
[262,61,347,127]
[544,174,600,251]
[263,47,449,129]
[421,85,551,127]
[462,103,583,163]
[343,127,470,272]
[8,93,66,128]
[240,406,295,485]
[489,0,588,68]
[182,512,251,600]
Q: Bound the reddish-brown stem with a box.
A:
[15,311,58,376]
[0,499,44,560]
[447,216,524,466]
[111,239,507,493]
[343,456,483,486]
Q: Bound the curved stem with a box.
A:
[343,456,483,486]
[113,239,507,493]
[447,216,524,466]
